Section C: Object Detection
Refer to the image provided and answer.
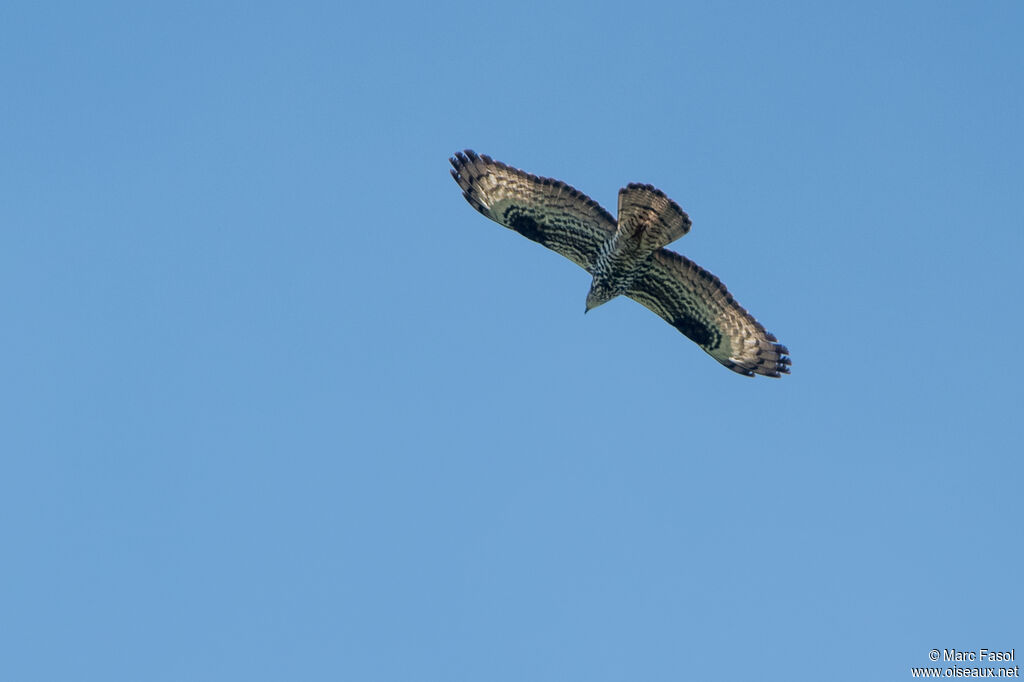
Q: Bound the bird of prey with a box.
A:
[449,150,791,377]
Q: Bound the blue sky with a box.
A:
[2,1,1021,680]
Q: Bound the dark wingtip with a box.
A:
[769,345,792,377]
[749,340,792,378]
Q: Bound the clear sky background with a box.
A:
[2,2,1021,681]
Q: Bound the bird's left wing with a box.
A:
[450,150,616,272]
[627,249,791,377]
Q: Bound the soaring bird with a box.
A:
[449,150,791,377]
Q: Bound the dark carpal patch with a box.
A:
[504,208,546,245]
[672,315,719,349]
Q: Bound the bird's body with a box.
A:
[585,181,692,312]
[587,230,644,312]
[449,150,791,377]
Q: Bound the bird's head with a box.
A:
[584,280,616,314]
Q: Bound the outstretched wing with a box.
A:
[627,249,791,377]
[450,150,616,272]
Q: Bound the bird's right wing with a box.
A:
[450,150,616,272]
[627,249,791,377]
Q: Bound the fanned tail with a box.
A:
[617,183,691,252]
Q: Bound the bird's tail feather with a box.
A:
[617,183,691,252]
